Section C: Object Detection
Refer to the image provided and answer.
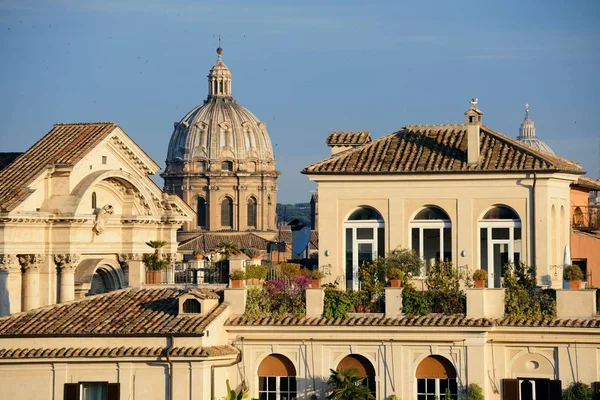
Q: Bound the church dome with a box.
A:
[165,48,275,173]
[516,104,555,155]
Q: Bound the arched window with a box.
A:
[337,354,376,397]
[258,354,296,400]
[91,192,97,210]
[197,197,207,228]
[479,205,522,288]
[573,206,584,227]
[182,298,201,314]
[410,206,451,276]
[247,197,257,229]
[221,197,233,229]
[416,355,457,399]
[221,161,233,171]
[344,206,385,291]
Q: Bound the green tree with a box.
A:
[326,368,374,400]
[563,381,593,400]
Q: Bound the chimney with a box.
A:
[465,98,483,165]
[326,131,371,156]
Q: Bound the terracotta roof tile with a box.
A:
[0,123,117,211]
[0,345,238,359]
[304,124,583,175]
[178,231,319,253]
[574,176,600,191]
[0,288,225,336]
[226,314,600,328]
[326,131,371,146]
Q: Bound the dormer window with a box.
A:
[182,298,201,314]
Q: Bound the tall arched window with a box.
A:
[344,207,385,291]
[221,197,233,229]
[337,354,376,397]
[91,192,97,210]
[258,354,296,400]
[479,205,522,288]
[416,355,457,399]
[197,197,207,228]
[410,206,451,276]
[247,197,257,229]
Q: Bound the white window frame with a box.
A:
[478,220,522,288]
[257,376,296,399]
[344,220,384,291]
[416,377,458,399]
[409,219,451,277]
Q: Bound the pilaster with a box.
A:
[19,254,45,311]
[0,254,22,315]
[55,254,81,303]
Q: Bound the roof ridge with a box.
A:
[54,122,116,126]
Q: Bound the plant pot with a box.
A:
[356,305,365,313]
[310,279,321,288]
[145,270,161,284]
[389,279,402,288]
[569,280,582,290]
[474,280,486,288]
[194,254,203,260]
[231,279,244,289]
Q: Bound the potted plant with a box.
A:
[564,265,584,289]
[193,250,204,260]
[143,240,167,284]
[386,267,405,288]
[243,248,263,260]
[472,269,488,288]
[245,264,268,285]
[230,269,246,288]
[310,270,324,288]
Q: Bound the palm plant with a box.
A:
[216,239,241,259]
[326,368,374,400]
[143,240,168,271]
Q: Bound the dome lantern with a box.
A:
[516,104,555,154]
[207,47,232,99]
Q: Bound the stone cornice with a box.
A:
[110,136,154,175]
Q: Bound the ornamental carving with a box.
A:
[118,253,142,264]
[208,185,220,191]
[0,254,20,272]
[164,253,180,263]
[234,185,247,191]
[92,204,114,235]
[18,254,45,270]
[54,254,81,271]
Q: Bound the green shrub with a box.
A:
[402,285,433,316]
[464,383,484,400]
[386,267,404,280]
[245,264,268,280]
[384,247,423,277]
[563,381,593,400]
[504,262,556,321]
[311,269,324,280]
[275,263,302,279]
[244,287,270,319]
[323,288,353,319]
[230,270,246,280]
[564,265,584,281]
[472,269,488,281]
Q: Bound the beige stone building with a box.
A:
[163,48,279,237]
[303,101,585,290]
[0,123,193,315]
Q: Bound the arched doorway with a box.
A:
[344,207,385,290]
[479,205,522,288]
[257,353,297,400]
[416,355,457,399]
[337,354,376,398]
[410,206,452,276]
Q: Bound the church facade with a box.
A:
[0,123,193,315]
[163,48,279,237]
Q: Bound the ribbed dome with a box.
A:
[165,48,275,172]
[516,104,555,155]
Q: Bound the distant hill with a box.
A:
[277,203,311,225]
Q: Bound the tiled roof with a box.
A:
[226,314,600,328]
[179,232,271,252]
[0,345,238,359]
[0,152,21,172]
[304,124,583,175]
[326,131,371,146]
[574,176,600,191]
[178,230,319,252]
[0,287,225,336]
[0,123,117,212]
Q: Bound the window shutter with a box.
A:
[64,383,79,400]
[549,380,562,400]
[535,379,550,400]
[502,379,519,400]
[107,383,120,400]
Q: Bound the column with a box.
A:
[19,254,45,311]
[55,254,80,303]
[0,254,22,315]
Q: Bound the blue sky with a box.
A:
[1,0,599,203]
